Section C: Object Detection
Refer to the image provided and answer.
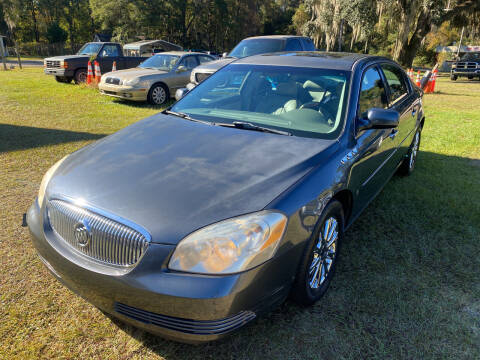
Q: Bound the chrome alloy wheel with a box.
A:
[151,85,167,104]
[308,217,338,289]
[409,131,420,169]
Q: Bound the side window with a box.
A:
[197,55,213,64]
[100,45,120,57]
[179,56,199,70]
[358,67,388,118]
[301,38,316,51]
[285,39,303,51]
[381,64,408,104]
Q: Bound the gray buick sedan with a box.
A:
[27,52,424,343]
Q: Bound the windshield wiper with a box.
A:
[215,121,291,136]
[163,110,211,125]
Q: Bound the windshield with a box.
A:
[228,39,284,58]
[138,54,180,71]
[460,52,480,61]
[77,43,102,56]
[172,64,350,139]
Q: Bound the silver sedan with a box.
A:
[98,51,215,105]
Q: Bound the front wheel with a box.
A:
[74,69,87,84]
[450,74,457,81]
[398,128,421,176]
[291,200,344,306]
[148,83,169,105]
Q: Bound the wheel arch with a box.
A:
[331,189,353,226]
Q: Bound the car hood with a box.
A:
[45,55,89,61]
[103,68,168,80]
[47,114,335,245]
[194,57,236,72]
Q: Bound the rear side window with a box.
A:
[358,67,388,118]
[381,64,408,104]
[301,38,316,51]
[285,39,303,51]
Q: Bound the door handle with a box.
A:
[412,107,417,117]
[389,129,398,140]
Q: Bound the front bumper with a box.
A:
[98,83,148,102]
[451,68,480,76]
[27,201,295,343]
[44,68,75,77]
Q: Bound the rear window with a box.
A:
[228,39,284,58]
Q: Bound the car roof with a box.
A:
[156,51,210,56]
[243,35,309,40]
[233,51,389,71]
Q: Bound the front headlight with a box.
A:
[169,211,287,274]
[124,78,149,87]
[452,64,457,69]
[37,156,68,207]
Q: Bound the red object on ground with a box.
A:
[415,71,421,87]
[86,61,93,85]
[112,61,117,72]
[94,61,101,83]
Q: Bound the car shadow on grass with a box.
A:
[0,124,106,153]
[100,151,480,359]
[109,98,175,110]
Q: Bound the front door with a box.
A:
[379,64,416,162]
[171,55,199,91]
[349,66,399,214]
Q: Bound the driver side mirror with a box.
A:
[176,65,187,73]
[358,108,399,132]
[222,52,228,58]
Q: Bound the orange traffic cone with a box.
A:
[415,71,421,87]
[431,69,438,93]
[94,60,101,84]
[86,61,93,85]
[112,61,117,72]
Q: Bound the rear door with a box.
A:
[379,63,416,163]
[349,65,399,214]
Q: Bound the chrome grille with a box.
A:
[47,200,149,267]
[46,60,61,68]
[195,72,211,83]
[456,62,478,69]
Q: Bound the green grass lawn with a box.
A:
[1,69,479,359]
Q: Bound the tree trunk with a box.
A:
[399,8,432,67]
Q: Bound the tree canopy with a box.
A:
[0,0,479,66]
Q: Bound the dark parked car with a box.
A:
[43,42,147,84]
[189,35,316,85]
[28,52,424,343]
[450,52,480,80]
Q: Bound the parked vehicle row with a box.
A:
[43,35,317,104]
[29,50,425,343]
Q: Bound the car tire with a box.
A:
[148,83,169,105]
[450,74,457,81]
[291,200,344,306]
[74,68,87,84]
[398,127,421,176]
[468,75,474,80]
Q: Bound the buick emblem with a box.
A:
[74,219,92,247]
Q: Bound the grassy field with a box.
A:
[1,68,479,359]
